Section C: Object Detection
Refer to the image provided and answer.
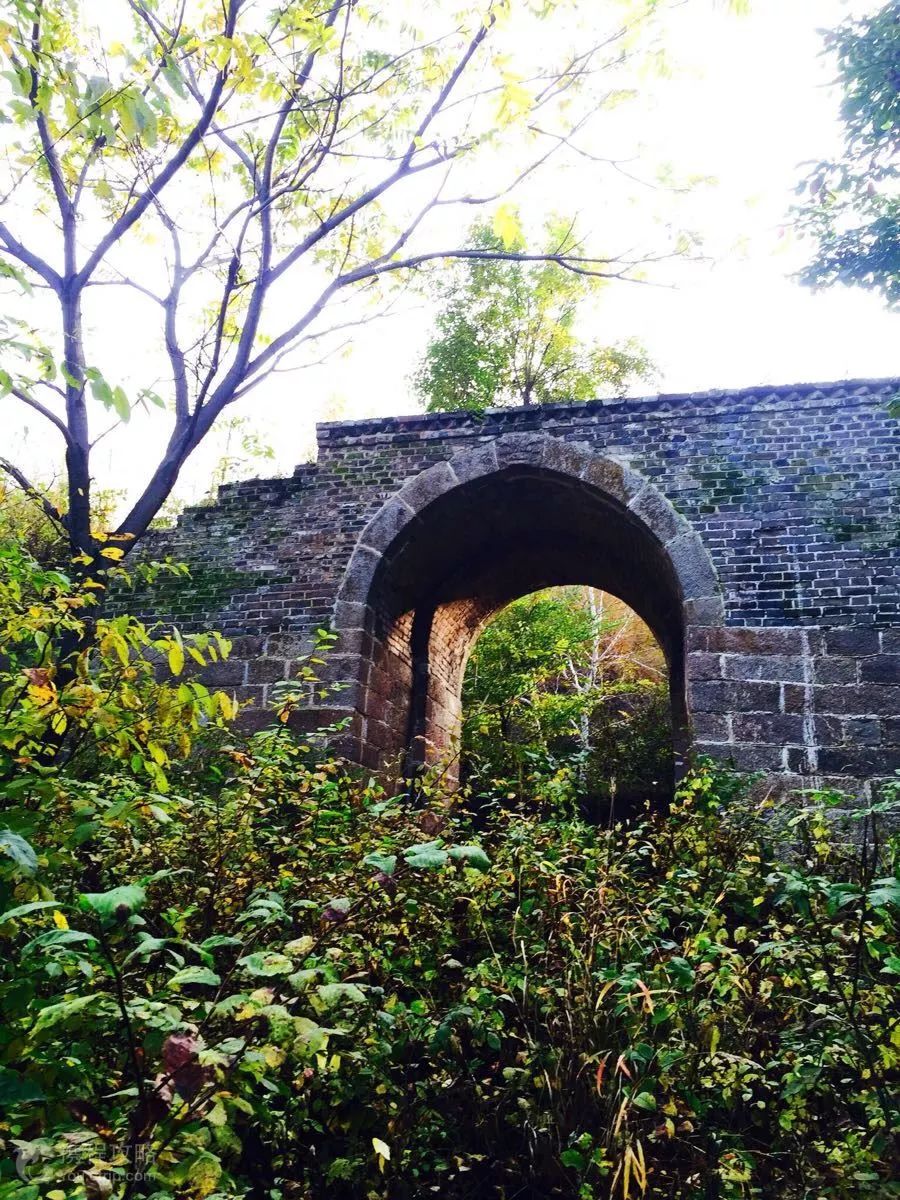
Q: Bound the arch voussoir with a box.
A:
[492,431,551,469]
[665,530,720,602]
[628,483,691,545]
[540,438,594,478]
[359,495,418,554]
[336,544,381,606]
[448,441,499,483]
[396,459,459,513]
[578,454,645,506]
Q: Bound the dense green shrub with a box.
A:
[0,545,898,1199]
[462,588,673,816]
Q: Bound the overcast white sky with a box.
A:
[3,0,898,510]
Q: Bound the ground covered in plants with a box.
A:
[1,539,898,1200]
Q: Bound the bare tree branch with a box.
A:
[7,386,75,447]
[0,457,67,531]
[0,222,61,291]
[266,11,494,287]
[74,2,243,288]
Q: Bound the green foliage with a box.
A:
[415,221,654,412]
[462,588,672,813]
[795,2,900,308]
[0,539,236,790]
[0,551,897,1198]
[0,483,123,568]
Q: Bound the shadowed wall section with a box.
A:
[333,437,718,776]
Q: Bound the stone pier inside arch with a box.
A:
[130,378,900,798]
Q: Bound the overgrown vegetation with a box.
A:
[1,543,898,1199]
[462,588,672,818]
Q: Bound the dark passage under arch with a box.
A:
[333,436,722,780]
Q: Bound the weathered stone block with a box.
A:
[732,713,805,744]
[689,626,806,654]
[628,485,689,544]
[227,635,267,657]
[723,655,806,683]
[396,459,458,512]
[683,597,725,625]
[697,741,785,771]
[782,684,808,713]
[817,747,898,776]
[332,600,369,630]
[686,652,722,681]
[784,746,815,774]
[359,497,416,554]
[814,657,858,684]
[333,626,371,658]
[335,545,381,604]
[316,653,360,685]
[813,715,843,746]
[691,680,780,713]
[202,658,246,686]
[666,531,719,600]
[493,432,550,469]
[813,684,900,716]
[579,456,643,505]
[691,712,729,741]
[265,633,311,658]
[247,657,289,686]
[859,655,900,684]
[842,717,882,746]
[540,438,592,478]
[449,441,499,484]
[825,628,880,656]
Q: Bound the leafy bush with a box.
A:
[0,545,898,1199]
[462,588,672,815]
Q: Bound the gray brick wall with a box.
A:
[126,377,900,797]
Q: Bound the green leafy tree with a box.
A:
[795,2,900,308]
[462,587,671,809]
[416,220,654,411]
[0,0,673,564]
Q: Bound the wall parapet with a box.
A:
[315,377,900,448]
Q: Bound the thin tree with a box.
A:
[1,0,676,563]
[416,218,654,411]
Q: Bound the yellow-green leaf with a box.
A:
[168,642,185,676]
[492,203,522,250]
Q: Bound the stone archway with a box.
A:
[331,434,723,775]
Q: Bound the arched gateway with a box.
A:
[132,378,900,798]
[333,435,718,775]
